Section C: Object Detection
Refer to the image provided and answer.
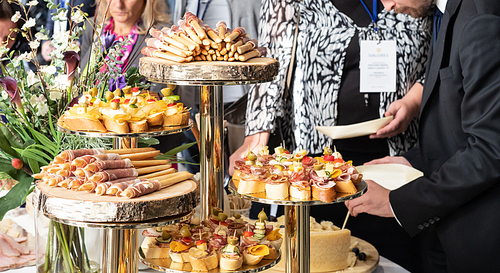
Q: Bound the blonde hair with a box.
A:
[95,0,171,34]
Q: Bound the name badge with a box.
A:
[360,40,397,93]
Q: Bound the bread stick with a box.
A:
[224,27,246,43]
[138,168,176,179]
[159,171,194,188]
[130,160,169,168]
[238,48,265,61]
[185,12,207,39]
[119,150,161,161]
[217,21,227,39]
[146,38,188,57]
[237,39,257,54]
[179,20,202,44]
[194,55,202,61]
[107,147,156,155]
[136,164,172,175]
[205,25,222,43]
[231,40,244,52]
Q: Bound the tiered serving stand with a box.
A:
[228,181,368,273]
[138,57,280,272]
[33,122,198,273]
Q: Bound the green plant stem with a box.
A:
[78,227,91,271]
[44,221,54,272]
[67,85,72,106]
[54,222,74,273]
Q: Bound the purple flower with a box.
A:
[0,76,24,115]
[62,51,80,82]
[100,32,118,52]
[108,75,126,92]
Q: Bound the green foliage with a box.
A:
[0,172,33,220]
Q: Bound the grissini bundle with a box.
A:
[150,28,189,51]
[71,153,121,168]
[89,168,139,183]
[57,148,105,162]
[118,150,160,161]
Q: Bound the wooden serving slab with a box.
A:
[139,57,279,82]
[33,180,198,223]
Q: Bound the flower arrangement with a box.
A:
[0,0,158,217]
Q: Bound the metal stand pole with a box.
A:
[102,229,138,273]
[100,137,139,273]
[284,204,310,273]
[199,85,225,219]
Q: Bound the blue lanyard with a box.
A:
[359,0,378,32]
[196,0,212,21]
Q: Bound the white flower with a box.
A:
[35,32,49,40]
[21,18,36,31]
[0,45,9,56]
[27,0,39,6]
[30,95,49,116]
[27,71,41,86]
[67,42,80,53]
[71,10,84,24]
[29,40,40,50]
[41,65,57,74]
[1,91,9,100]
[37,103,49,116]
[11,11,21,23]
[18,51,35,61]
[49,90,63,100]
[53,74,68,89]
[55,9,67,21]
[52,31,70,44]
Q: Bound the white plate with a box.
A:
[316,116,393,140]
[355,164,423,190]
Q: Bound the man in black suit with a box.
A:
[346,0,500,272]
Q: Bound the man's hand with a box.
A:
[364,156,412,167]
[228,131,270,176]
[41,41,55,62]
[370,83,422,139]
[345,179,393,217]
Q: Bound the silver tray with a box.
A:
[228,180,367,206]
[139,248,281,273]
[57,119,193,138]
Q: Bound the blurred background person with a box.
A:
[229,0,432,271]
[0,0,30,73]
[41,0,97,64]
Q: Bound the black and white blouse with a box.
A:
[245,0,432,155]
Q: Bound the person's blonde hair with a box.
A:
[95,0,171,34]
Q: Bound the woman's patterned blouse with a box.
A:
[245,0,432,155]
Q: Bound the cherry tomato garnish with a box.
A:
[244,231,254,237]
[182,237,192,244]
[323,155,335,162]
[196,239,207,246]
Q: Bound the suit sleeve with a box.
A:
[390,14,500,237]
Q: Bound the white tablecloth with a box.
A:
[4,209,409,273]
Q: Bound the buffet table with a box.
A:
[4,208,410,273]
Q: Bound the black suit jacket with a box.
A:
[392,0,500,270]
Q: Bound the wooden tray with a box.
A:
[139,57,279,84]
[33,180,198,223]
[262,237,378,273]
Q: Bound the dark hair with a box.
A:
[0,0,30,54]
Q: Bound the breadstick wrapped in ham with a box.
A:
[150,28,189,51]
[58,177,79,189]
[145,38,190,57]
[73,169,94,181]
[178,19,202,45]
[231,36,250,52]
[165,26,199,51]
[237,39,258,54]
[184,12,207,40]
[119,180,162,198]
[77,181,98,192]
[217,21,227,39]
[141,46,193,63]
[71,153,121,168]
[69,178,84,190]
[224,27,246,43]
[95,177,141,195]
[238,47,267,61]
[204,25,221,43]
[57,148,105,162]
[89,168,139,183]
[84,158,133,172]
[105,179,149,196]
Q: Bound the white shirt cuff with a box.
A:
[390,202,402,226]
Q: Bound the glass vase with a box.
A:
[35,209,102,273]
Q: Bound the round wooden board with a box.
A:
[33,180,198,223]
[139,57,279,83]
[261,237,379,273]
